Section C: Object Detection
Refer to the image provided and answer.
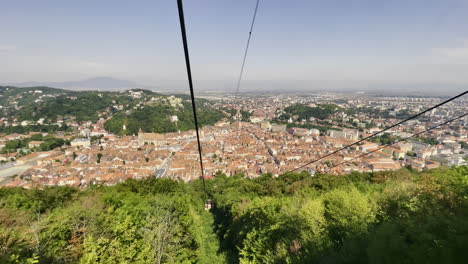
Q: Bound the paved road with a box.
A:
[156,141,191,178]
[0,153,50,185]
[0,162,15,170]
[249,129,281,166]
[0,165,32,183]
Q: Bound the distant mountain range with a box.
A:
[2,77,466,96]
[3,77,154,91]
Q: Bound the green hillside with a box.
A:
[104,101,225,135]
[0,86,225,134]
[0,86,135,122]
[1,166,467,263]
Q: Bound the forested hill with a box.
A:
[0,86,225,133]
[103,100,225,135]
[0,86,144,122]
[1,166,467,263]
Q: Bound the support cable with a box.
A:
[176,0,206,193]
[234,0,260,128]
[327,112,467,171]
[235,0,260,97]
[288,90,467,173]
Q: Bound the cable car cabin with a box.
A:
[204,199,214,211]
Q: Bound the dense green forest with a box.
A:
[104,101,225,135]
[0,134,70,154]
[345,106,415,120]
[1,166,467,263]
[412,136,440,146]
[369,133,402,145]
[0,86,134,122]
[1,86,226,135]
[0,124,71,134]
[286,123,341,133]
[0,87,182,123]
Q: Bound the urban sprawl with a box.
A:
[1,91,466,188]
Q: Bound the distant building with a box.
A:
[431,154,467,166]
[444,142,462,154]
[170,115,178,122]
[410,141,431,151]
[138,129,167,146]
[414,148,434,159]
[90,129,109,137]
[71,138,91,147]
[309,129,320,136]
[359,142,379,152]
[396,143,413,153]
[28,141,42,149]
[20,120,31,127]
[327,128,359,140]
[249,116,264,123]
[80,129,91,138]
[215,121,230,127]
[364,158,401,172]
[409,158,441,170]
[382,146,405,159]
[261,121,271,130]
[292,128,309,136]
[392,132,413,138]
[37,118,45,125]
[271,124,287,132]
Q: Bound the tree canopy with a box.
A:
[283,104,340,121]
[104,101,225,135]
[0,166,467,263]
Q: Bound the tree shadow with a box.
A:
[212,206,239,264]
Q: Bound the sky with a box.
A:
[1,0,468,91]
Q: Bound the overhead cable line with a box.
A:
[234,0,260,126]
[176,0,206,193]
[288,90,467,173]
[326,112,467,171]
[235,0,260,97]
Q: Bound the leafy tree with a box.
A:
[104,102,225,135]
[96,153,102,164]
[414,136,439,146]
[283,104,340,121]
[460,141,468,149]
[0,166,467,263]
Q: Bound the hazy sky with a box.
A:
[1,0,468,89]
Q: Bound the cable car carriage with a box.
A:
[204,199,214,211]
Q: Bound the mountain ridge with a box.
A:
[2,77,155,91]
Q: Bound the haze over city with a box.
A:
[2,0,468,93]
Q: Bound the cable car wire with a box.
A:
[326,112,467,171]
[235,0,260,97]
[288,90,467,173]
[176,0,206,193]
[233,0,260,127]
[175,0,466,182]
